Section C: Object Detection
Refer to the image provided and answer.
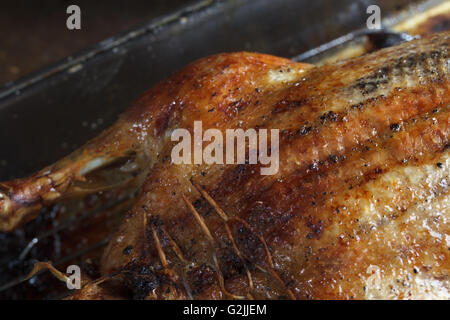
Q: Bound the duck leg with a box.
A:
[0,119,148,231]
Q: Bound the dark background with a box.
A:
[0,0,187,86]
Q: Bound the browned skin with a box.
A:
[1,32,449,299]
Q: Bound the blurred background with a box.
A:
[0,0,187,86]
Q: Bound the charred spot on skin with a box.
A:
[218,246,245,277]
[149,215,164,228]
[224,98,250,116]
[125,265,160,300]
[193,199,202,210]
[192,81,202,89]
[272,99,307,114]
[357,81,379,95]
[282,129,301,140]
[436,162,443,168]
[350,102,364,110]
[307,162,319,173]
[305,218,323,239]
[390,123,401,132]
[123,245,134,255]
[430,50,441,60]
[230,222,265,262]
[319,111,338,123]
[187,264,216,295]
[297,125,312,136]
[329,154,339,164]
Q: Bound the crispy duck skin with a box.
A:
[1,32,449,299]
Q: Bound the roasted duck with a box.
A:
[0,31,449,299]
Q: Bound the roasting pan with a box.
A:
[0,0,448,299]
